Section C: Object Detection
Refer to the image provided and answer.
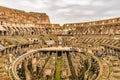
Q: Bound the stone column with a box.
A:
[3,50,6,55]
[114,49,117,56]
[9,54,13,63]
[0,51,2,57]
[106,47,110,55]
[32,57,37,72]
[117,50,120,59]
[24,59,31,80]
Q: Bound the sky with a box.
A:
[0,0,120,25]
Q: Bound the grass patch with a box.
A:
[55,58,61,80]
[113,70,120,73]
[113,75,120,78]
[43,34,58,41]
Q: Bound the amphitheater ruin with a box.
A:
[0,6,120,80]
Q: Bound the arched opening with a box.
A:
[58,51,62,57]
[4,31,7,36]
[46,75,50,80]
[0,31,2,35]
[0,21,3,25]
[31,31,34,35]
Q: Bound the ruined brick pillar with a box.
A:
[32,57,37,72]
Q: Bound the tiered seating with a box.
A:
[63,17,120,35]
[0,55,10,80]
[105,56,120,80]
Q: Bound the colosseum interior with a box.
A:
[0,6,120,80]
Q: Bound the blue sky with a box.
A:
[0,0,120,24]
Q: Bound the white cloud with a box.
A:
[58,0,93,6]
[0,0,120,24]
